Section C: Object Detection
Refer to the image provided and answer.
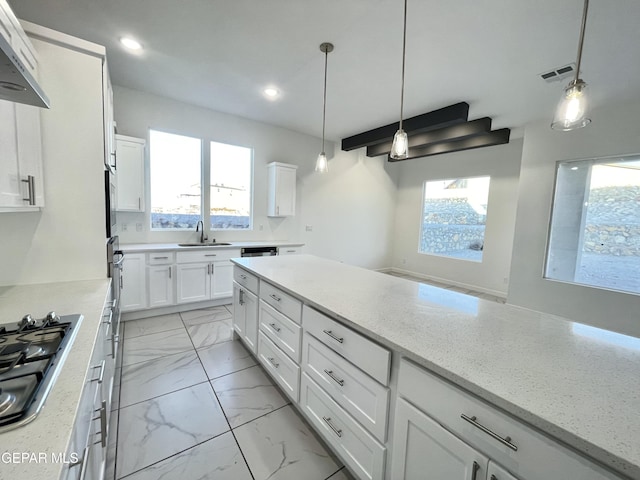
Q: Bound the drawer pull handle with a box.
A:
[471,461,480,480]
[323,369,344,387]
[269,322,281,333]
[490,476,498,480]
[269,293,281,302]
[205,254,217,257]
[322,416,342,438]
[322,329,344,344]
[90,360,106,384]
[461,414,518,451]
[153,256,169,259]
[267,357,279,368]
[240,274,247,279]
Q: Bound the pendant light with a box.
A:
[390,0,409,159]
[315,42,334,173]
[551,0,591,131]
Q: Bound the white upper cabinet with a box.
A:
[115,134,145,211]
[267,162,297,217]
[0,100,44,210]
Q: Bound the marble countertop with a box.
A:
[121,241,304,253]
[232,255,640,479]
[0,279,111,480]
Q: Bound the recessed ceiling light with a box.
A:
[120,37,142,51]
[263,87,279,99]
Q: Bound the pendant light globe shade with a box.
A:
[551,79,591,131]
[315,152,329,173]
[390,129,409,159]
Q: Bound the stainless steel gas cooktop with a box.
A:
[0,312,82,432]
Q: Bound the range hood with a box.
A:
[0,9,49,108]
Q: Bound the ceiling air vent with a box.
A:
[540,63,576,83]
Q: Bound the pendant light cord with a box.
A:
[398,0,407,130]
[573,0,589,84]
[322,48,328,153]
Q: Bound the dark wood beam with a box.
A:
[366,117,492,157]
[387,128,511,162]
[341,102,469,151]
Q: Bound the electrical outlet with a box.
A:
[136,223,143,232]
[121,223,128,232]
[305,225,313,232]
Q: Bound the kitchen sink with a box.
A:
[178,242,232,247]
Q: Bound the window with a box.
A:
[545,155,640,295]
[419,176,491,262]
[210,141,252,230]
[150,130,202,229]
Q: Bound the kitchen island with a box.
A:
[232,254,640,480]
[0,279,111,480]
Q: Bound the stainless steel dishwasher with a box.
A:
[240,246,278,257]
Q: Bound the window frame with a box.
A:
[417,175,491,263]
[148,129,254,232]
[543,153,640,296]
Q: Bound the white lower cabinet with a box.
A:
[300,373,386,480]
[393,359,622,480]
[233,281,258,353]
[392,398,489,480]
[147,264,174,308]
[176,249,240,304]
[120,253,147,312]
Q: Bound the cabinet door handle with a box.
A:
[323,369,344,387]
[168,266,172,279]
[269,322,281,333]
[267,357,279,368]
[322,329,344,344]
[69,446,90,480]
[93,401,108,448]
[490,476,498,480]
[239,289,245,306]
[21,175,36,205]
[322,416,342,438]
[138,197,141,210]
[90,360,106,384]
[269,293,281,302]
[471,461,480,480]
[102,308,113,325]
[461,414,518,451]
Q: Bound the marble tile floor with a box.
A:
[386,270,507,303]
[106,305,352,480]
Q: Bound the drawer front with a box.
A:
[397,360,620,480]
[258,331,300,402]
[260,281,301,324]
[302,333,389,442]
[148,251,175,265]
[233,267,259,294]
[300,373,386,480]
[303,306,391,386]
[176,248,241,263]
[259,300,301,362]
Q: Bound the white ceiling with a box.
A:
[10,0,640,142]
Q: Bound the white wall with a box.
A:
[508,100,640,338]
[112,86,396,269]
[389,139,523,296]
[0,34,106,286]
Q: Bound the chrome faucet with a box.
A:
[195,220,207,243]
